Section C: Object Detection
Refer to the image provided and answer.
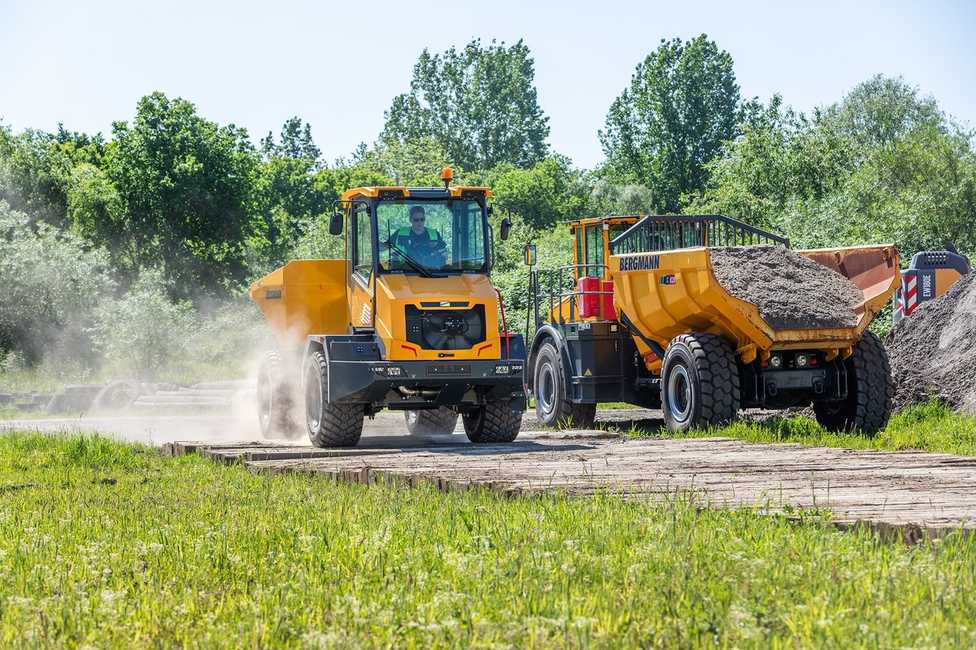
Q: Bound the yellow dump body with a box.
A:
[249,260,348,350]
[610,244,900,371]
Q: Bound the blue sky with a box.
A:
[1,0,973,169]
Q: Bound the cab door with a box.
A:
[348,202,375,329]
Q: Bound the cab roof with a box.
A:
[340,186,492,201]
[568,215,644,228]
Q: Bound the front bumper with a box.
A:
[327,358,526,410]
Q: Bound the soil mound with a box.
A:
[886,272,976,412]
[710,246,863,330]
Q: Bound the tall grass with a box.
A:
[623,402,976,457]
[1,431,975,648]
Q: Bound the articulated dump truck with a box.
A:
[250,169,526,448]
[525,214,900,433]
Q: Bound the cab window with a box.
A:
[585,224,602,278]
[353,204,373,279]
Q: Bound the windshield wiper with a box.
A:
[385,241,445,278]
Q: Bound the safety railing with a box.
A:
[527,263,615,333]
[609,214,790,255]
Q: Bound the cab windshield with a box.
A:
[376,199,487,274]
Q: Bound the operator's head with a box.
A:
[409,206,426,234]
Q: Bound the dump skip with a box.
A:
[710,245,863,330]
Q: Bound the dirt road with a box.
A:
[167,431,976,539]
[7,408,976,538]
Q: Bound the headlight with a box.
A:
[769,355,783,369]
[796,355,808,368]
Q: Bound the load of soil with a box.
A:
[710,246,863,330]
[886,272,976,412]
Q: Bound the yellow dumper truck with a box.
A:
[525,214,900,433]
[250,169,525,447]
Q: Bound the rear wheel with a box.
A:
[257,351,299,438]
[404,407,459,435]
[303,350,364,448]
[661,333,740,432]
[813,331,893,434]
[533,341,597,428]
[463,401,522,443]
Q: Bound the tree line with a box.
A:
[1,34,974,377]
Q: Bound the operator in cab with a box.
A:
[388,205,447,268]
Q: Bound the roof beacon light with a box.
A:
[440,166,453,189]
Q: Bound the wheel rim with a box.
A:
[305,362,322,431]
[666,364,693,424]
[257,366,272,430]
[538,362,556,416]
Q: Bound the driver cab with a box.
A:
[569,215,642,320]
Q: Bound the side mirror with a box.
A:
[523,243,537,267]
[329,212,343,236]
[500,216,512,241]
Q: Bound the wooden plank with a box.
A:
[181,436,976,536]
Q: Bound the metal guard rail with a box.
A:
[529,264,614,330]
[609,214,790,255]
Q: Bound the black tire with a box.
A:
[463,401,522,443]
[257,351,300,438]
[532,341,597,428]
[404,407,459,435]
[661,333,740,432]
[303,350,364,448]
[813,331,893,435]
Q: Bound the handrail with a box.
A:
[610,214,790,255]
[529,263,612,329]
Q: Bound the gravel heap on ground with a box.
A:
[710,246,863,330]
[886,272,976,412]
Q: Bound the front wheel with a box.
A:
[405,407,459,435]
[303,351,364,448]
[463,401,522,443]
[813,331,893,434]
[660,333,740,432]
[257,351,300,438]
[533,341,597,428]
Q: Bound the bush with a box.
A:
[0,200,114,365]
[92,270,196,380]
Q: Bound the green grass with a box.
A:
[2,432,976,647]
[619,401,976,457]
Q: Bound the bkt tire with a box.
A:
[405,407,459,435]
[257,351,300,438]
[533,341,596,429]
[661,333,740,432]
[813,331,893,435]
[463,401,522,443]
[303,350,364,448]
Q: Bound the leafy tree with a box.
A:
[92,269,197,380]
[692,76,976,261]
[587,179,655,216]
[108,92,259,297]
[359,137,457,186]
[479,156,589,229]
[381,39,550,170]
[599,35,744,212]
[823,75,943,149]
[0,200,114,364]
[260,116,321,164]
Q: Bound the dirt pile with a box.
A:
[710,246,863,330]
[886,272,976,412]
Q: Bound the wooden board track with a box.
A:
[163,432,976,542]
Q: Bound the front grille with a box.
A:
[406,305,486,350]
